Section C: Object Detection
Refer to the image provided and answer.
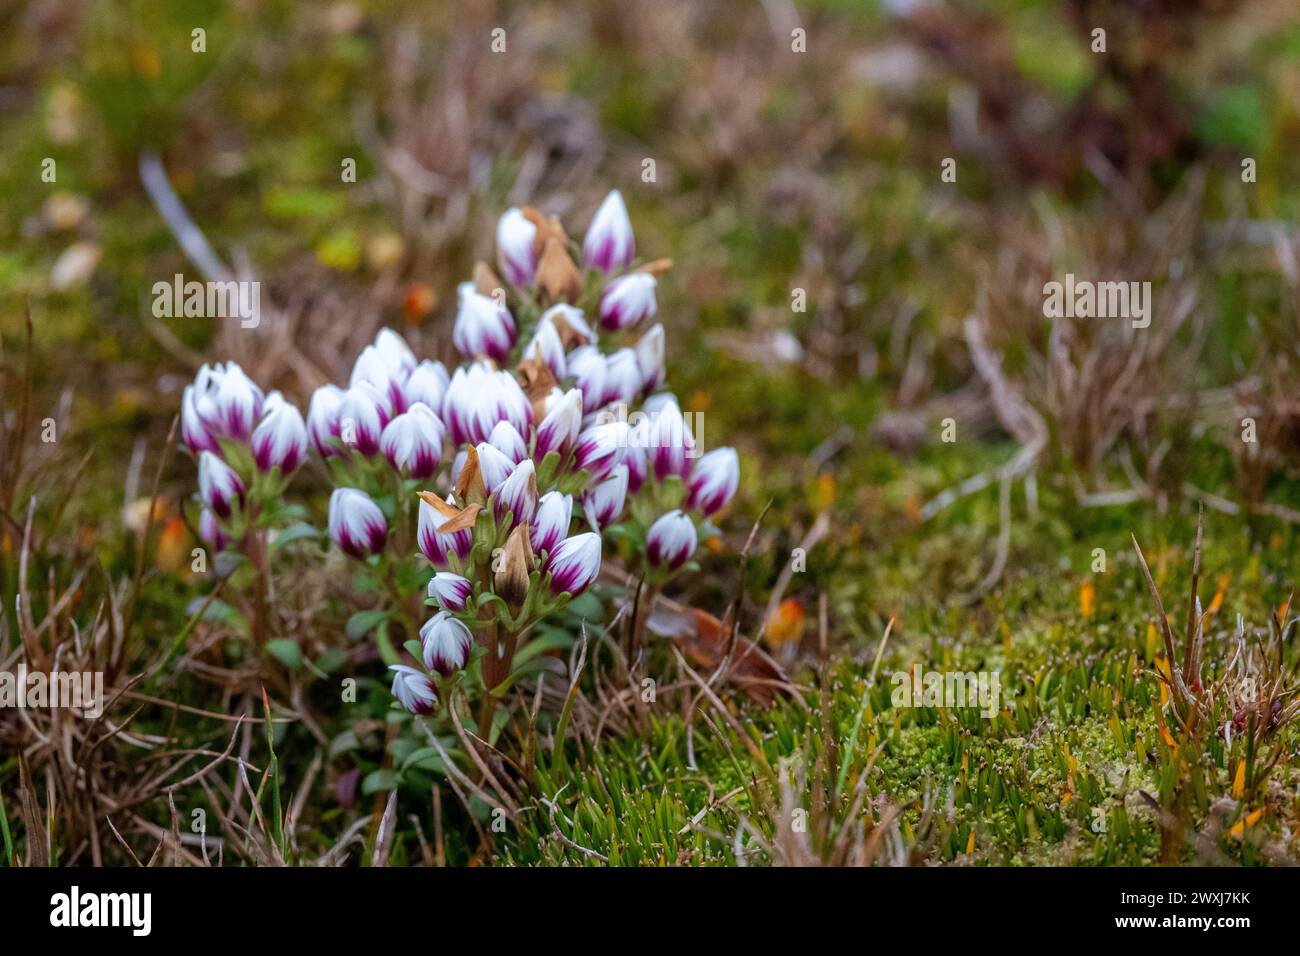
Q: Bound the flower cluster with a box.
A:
[184,190,739,728]
[182,361,309,554]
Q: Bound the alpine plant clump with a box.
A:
[181,190,739,740]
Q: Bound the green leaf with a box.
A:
[314,648,349,674]
[189,598,250,636]
[400,746,448,774]
[346,609,392,641]
[265,639,304,669]
[513,630,575,667]
[362,769,398,795]
[270,522,323,552]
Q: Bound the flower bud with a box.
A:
[541,303,596,350]
[574,420,629,480]
[380,402,445,480]
[328,488,388,559]
[474,441,515,495]
[625,416,649,493]
[687,447,739,516]
[251,393,308,475]
[338,381,392,457]
[373,327,417,378]
[533,491,573,556]
[603,348,642,408]
[582,464,628,531]
[646,510,697,571]
[307,384,346,458]
[566,346,608,412]
[494,458,538,526]
[496,207,537,287]
[535,388,583,459]
[522,314,568,381]
[634,323,665,393]
[417,495,473,567]
[182,384,219,455]
[403,359,450,413]
[599,273,656,331]
[649,399,694,481]
[419,611,474,677]
[583,190,635,274]
[545,532,602,597]
[428,571,473,612]
[205,362,265,442]
[198,451,245,520]
[487,419,528,465]
[350,344,406,413]
[389,664,437,715]
[443,362,532,446]
[198,508,228,552]
[454,282,517,362]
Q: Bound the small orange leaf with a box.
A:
[1232,759,1246,799]
[764,598,806,652]
[1229,808,1264,839]
[155,516,188,572]
[813,473,836,511]
[966,830,975,854]
[1207,573,1229,614]
[1079,580,1096,618]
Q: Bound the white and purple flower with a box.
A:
[532,491,573,557]
[475,441,515,495]
[390,664,437,715]
[198,507,229,552]
[635,323,665,393]
[649,399,694,481]
[545,532,602,597]
[417,495,473,567]
[497,207,537,287]
[338,381,391,457]
[198,451,245,520]
[599,272,656,331]
[535,388,583,459]
[574,419,629,480]
[566,346,608,413]
[443,362,532,447]
[582,464,628,531]
[453,283,517,362]
[403,359,450,413]
[583,190,635,274]
[193,362,265,442]
[428,571,473,612]
[487,419,528,465]
[251,393,308,475]
[687,447,739,516]
[328,487,388,559]
[307,384,346,458]
[494,458,538,526]
[646,510,697,571]
[603,348,642,408]
[420,611,474,677]
[523,315,568,380]
[380,402,444,480]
